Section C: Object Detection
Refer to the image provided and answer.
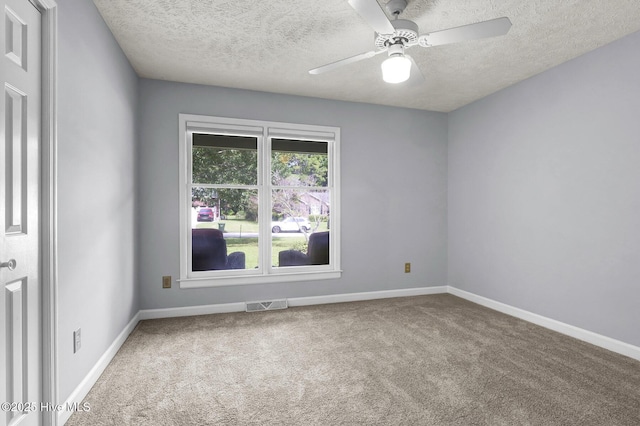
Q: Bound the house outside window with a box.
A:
[178,114,341,288]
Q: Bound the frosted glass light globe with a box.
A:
[381,55,411,83]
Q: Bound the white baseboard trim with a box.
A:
[137,287,448,320]
[58,311,140,425]
[448,286,640,362]
[139,302,246,320]
[288,286,448,307]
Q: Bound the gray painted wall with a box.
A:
[448,31,640,347]
[138,79,448,309]
[57,0,139,400]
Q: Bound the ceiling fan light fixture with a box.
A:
[381,54,411,84]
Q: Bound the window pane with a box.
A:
[192,187,259,270]
[271,189,330,268]
[271,139,328,187]
[193,134,257,185]
[192,187,220,224]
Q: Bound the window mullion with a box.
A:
[259,133,272,273]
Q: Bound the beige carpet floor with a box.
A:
[66,294,640,425]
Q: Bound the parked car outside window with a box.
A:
[271,217,311,233]
[197,208,214,222]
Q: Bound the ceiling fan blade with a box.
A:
[348,0,396,35]
[420,17,512,47]
[309,50,382,75]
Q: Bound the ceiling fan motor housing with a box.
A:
[385,0,408,16]
[374,18,419,49]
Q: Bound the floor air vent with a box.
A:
[246,299,288,312]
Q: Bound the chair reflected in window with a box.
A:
[192,228,245,271]
[278,231,329,267]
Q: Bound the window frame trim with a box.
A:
[178,114,341,288]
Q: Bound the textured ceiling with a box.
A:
[93,0,640,112]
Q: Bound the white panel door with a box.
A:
[0,0,42,425]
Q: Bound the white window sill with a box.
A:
[179,270,342,289]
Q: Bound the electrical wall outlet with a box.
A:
[405,262,411,273]
[162,275,171,288]
[73,328,81,353]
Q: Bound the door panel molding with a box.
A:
[4,5,27,70]
[4,83,28,235]
[4,278,28,425]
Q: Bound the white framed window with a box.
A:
[178,114,341,288]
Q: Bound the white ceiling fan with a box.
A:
[309,0,512,84]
